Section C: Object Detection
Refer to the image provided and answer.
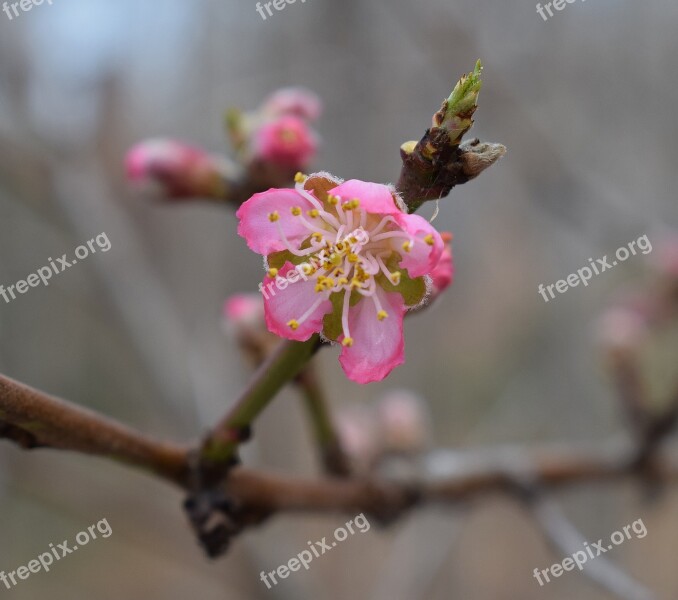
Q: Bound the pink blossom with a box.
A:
[430,231,454,298]
[125,138,225,199]
[236,172,446,384]
[260,87,322,122]
[252,116,318,170]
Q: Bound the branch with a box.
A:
[295,367,351,477]
[0,374,189,486]
[199,335,321,481]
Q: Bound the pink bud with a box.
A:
[377,390,431,453]
[430,232,455,298]
[336,408,378,471]
[260,87,322,122]
[652,235,678,280]
[223,294,265,328]
[125,138,226,199]
[252,116,318,170]
[596,307,647,354]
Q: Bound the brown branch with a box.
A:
[0,374,190,486]
[1,370,677,566]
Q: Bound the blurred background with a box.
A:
[0,0,677,598]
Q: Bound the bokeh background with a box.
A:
[0,0,677,598]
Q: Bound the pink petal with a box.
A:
[430,235,454,297]
[261,87,322,122]
[339,289,406,384]
[393,213,444,278]
[263,262,332,341]
[329,180,401,216]
[236,188,315,256]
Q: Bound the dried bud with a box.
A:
[252,115,318,170]
[260,87,322,122]
[458,138,507,181]
[125,138,230,199]
[377,390,431,454]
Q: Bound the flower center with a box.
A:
[276,175,420,343]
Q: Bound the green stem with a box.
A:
[200,335,321,475]
[296,368,351,477]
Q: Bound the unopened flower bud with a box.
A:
[222,293,277,367]
[377,390,431,453]
[336,408,378,472]
[252,115,318,170]
[260,87,322,122]
[596,307,647,358]
[651,235,678,284]
[223,294,265,329]
[125,138,229,199]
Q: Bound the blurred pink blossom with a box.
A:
[125,138,226,199]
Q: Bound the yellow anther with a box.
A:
[287,319,299,330]
[390,271,402,284]
[267,268,278,278]
[335,242,346,252]
[327,194,339,206]
[337,277,349,286]
[350,278,362,289]
[342,199,360,211]
[377,310,388,321]
[424,234,435,246]
[347,253,359,263]
[314,283,325,293]
[342,337,354,347]
[323,277,335,288]
[311,232,324,241]
[291,206,302,216]
[301,264,314,275]
[402,240,413,253]
[307,209,319,218]
[268,211,280,222]
[294,172,306,184]
[332,268,345,276]
[329,253,342,267]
